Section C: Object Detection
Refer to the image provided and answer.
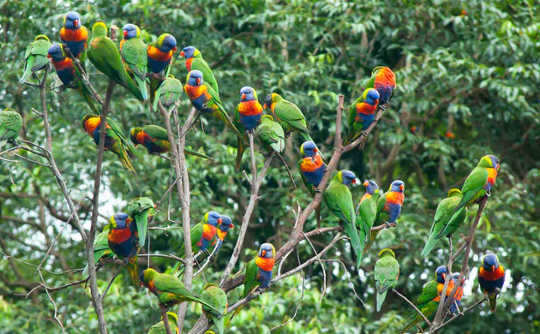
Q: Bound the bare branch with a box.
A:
[393,288,432,327]
[431,297,487,332]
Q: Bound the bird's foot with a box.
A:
[384,222,396,228]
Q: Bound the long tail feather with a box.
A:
[134,75,148,101]
[343,221,363,268]
[276,152,296,188]
[376,289,388,312]
[127,256,139,286]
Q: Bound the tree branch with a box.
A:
[393,288,432,327]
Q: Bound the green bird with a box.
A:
[20,35,51,84]
[87,21,144,101]
[454,155,500,212]
[344,88,380,144]
[120,24,149,101]
[200,284,228,334]
[140,268,221,315]
[180,46,220,96]
[422,188,468,257]
[263,93,312,142]
[83,225,112,276]
[256,114,285,154]
[356,180,380,262]
[323,170,363,267]
[82,114,136,172]
[126,197,155,248]
[147,312,178,334]
[374,248,400,312]
[0,109,23,145]
[153,74,183,111]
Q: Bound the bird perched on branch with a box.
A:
[256,114,285,154]
[107,212,139,285]
[264,93,312,143]
[126,197,155,248]
[324,170,364,267]
[147,33,177,101]
[299,141,327,192]
[243,243,276,297]
[236,86,263,132]
[356,180,380,262]
[59,11,88,59]
[120,23,148,100]
[374,248,400,312]
[87,21,144,101]
[478,252,505,312]
[153,74,183,111]
[215,215,234,251]
[0,109,23,147]
[422,188,467,257]
[82,114,136,172]
[345,88,380,144]
[20,35,51,84]
[180,46,220,96]
[453,155,500,212]
[140,268,221,315]
[364,66,396,107]
[200,283,228,334]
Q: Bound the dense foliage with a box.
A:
[0,0,538,333]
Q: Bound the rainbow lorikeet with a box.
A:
[215,215,234,251]
[323,170,363,267]
[345,88,380,144]
[236,86,263,132]
[374,248,400,312]
[107,212,139,285]
[130,124,211,159]
[421,188,468,257]
[478,252,505,312]
[59,11,88,59]
[0,109,23,145]
[175,212,222,263]
[200,284,228,334]
[126,197,155,248]
[153,74,182,111]
[256,114,285,154]
[48,43,98,113]
[120,24,149,101]
[364,66,396,106]
[401,265,461,331]
[147,311,179,334]
[453,155,500,213]
[82,114,136,172]
[147,33,177,99]
[356,180,380,262]
[264,93,312,142]
[298,141,327,192]
[140,268,221,315]
[87,21,144,101]
[243,243,276,297]
[180,46,220,96]
[20,35,51,84]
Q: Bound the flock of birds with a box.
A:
[0,10,506,333]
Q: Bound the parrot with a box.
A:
[180,46,220,96]
[130,124,211,159]
[215,215,235,251]
[200,283,228,334]
[126,197,155,248]
[120,24,149,101]
[0,109,23,145]
[298,141,327,192]
[140,268,221,315]
[147,33,177,100]
[82,114,136,172]
[421,188,468,257]
[236,86,263,132]
[47,43,98,113]
[478,252,505,312]
[364,66,396,107]
[87,21,144,101]
[243,243,276,297]
[107,212,139,285]
[374,248,400,312]
[356,180,380,262]
[345,88,380,144]
[153,74,183,111]
[263,93,312,142]
[256,114,285,154]
[453,155,500,213]
[401,265,456,332]
[323,170,364,267]
[147,311,179,334]
[59,11,88,59]
[184,70,241,136]
[20,35,52,84]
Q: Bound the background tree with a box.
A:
[0,0,538,333]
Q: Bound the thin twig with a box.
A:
[431,297,487,332]
[160,305,173,334]
[393,288,432,327]
[139,253,186,264]
[100,269,121,302]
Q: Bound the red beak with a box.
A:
[313,147,318,152]
[399,184,404,191]
[123,31,128,38]
[172,47,178,52]
[218,218,223,224]
[352,179,357,184]
[263,103,268,109]
[126,217,132,223]
[241,94,246,100]
[261,250,266,257]
[73,19,79,27]
[492,265,495,272]
[363,181,369,187]
[442,273,446,280]
[180,51,185,57]
[230,224,235,229]
[196,78,201,85]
